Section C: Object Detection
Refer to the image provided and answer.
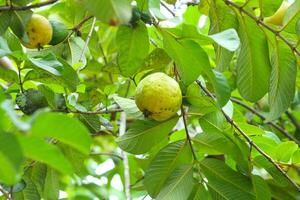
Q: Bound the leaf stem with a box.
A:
[0,0,58,11]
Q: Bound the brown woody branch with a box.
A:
[196,80,300,192]
[285,111,300,132]
[53,108,123,115]
[231,98,300,145]
[0,0,58,11]
[223,0,300,56]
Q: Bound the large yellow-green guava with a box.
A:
[23,14,53,49]
[135,72,182,121]
[264,1,291,26]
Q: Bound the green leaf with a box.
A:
[0,67,18,82]
[82,0,132,25]
[275,141,298,163]
[58,143,88,177]
[0,132,23,185]
[200,158,256,200]
[253,155,289,187]
[0,37,12,57]
[156,165,194,200]
[252,175,271,200]
[268,40,296,120]
[188,184,212,200]
[9,10,32,42]
[236,15,271,102]
[260,0,283,17]
[144,140,192,197]
[283,0,300,28]
[208,0,237,71]
[13,176,40,200]
[113,96,144,120]
[209,29,240,52]
[116,22,149,77]
[116,117,179,154]
[28,54,79,92]
[17,135,74,175]
[31,112,92,155]
[162,31,206,85]
[43,168,59,200]
[0,12,11,35]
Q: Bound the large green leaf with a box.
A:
[162,31,204,85]
[81,0,132,25]
[113,96,144,120]
[144,140,192,197]
[208,0,238,71]
[13,175,40,200]
[117,22,149,77]
[236,15,271,102]
[31,112,92,155]
[9,10,32,42]
[156,165,194,200]
[253,155,289,187]
[268,40,296,120]
[43,168,60,200]
[0,132,23,185]
[196,112,250,171]
[27,54,80,92]
[252,175,271,200]
[116,117,179,154]
[17,135,74,175]
[200,158,256,200]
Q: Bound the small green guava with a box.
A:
[135,72,182,121]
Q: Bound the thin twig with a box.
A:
[0,187,10,200]
[90,152,123,160]
[231,98,300,145]
[0,0,58,11]
[181,105,197,161]
[285,111,300,131]
[119,112,131,200]
[196,80,300,192]
[78,17,97,71]
[17,64,23,93]
[223,0,300,56]
[53,108,123,115]
[160,1,175,17]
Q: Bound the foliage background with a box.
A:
[0,0,299,199]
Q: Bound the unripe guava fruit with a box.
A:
[135,72,182,121]
[264,1,291,26]
[49,20,69,45]
[23,14,53,49]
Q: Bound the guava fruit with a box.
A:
[49,20,69,45]
[135,72,182,121]
[23,14,53,49]
[16,89,48,115]
[264,1,291,26]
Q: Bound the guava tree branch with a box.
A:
[119,112,131,200]
[0,187,10,200]
[223,0,300,57]
[196,80,300,192]
[90,152,123,160]
[78,17,97,71]
[0,0,58,11]
[181,105,198,161]
[231,98,300,145]
[53,108,123,115]
[285,111,300,132]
